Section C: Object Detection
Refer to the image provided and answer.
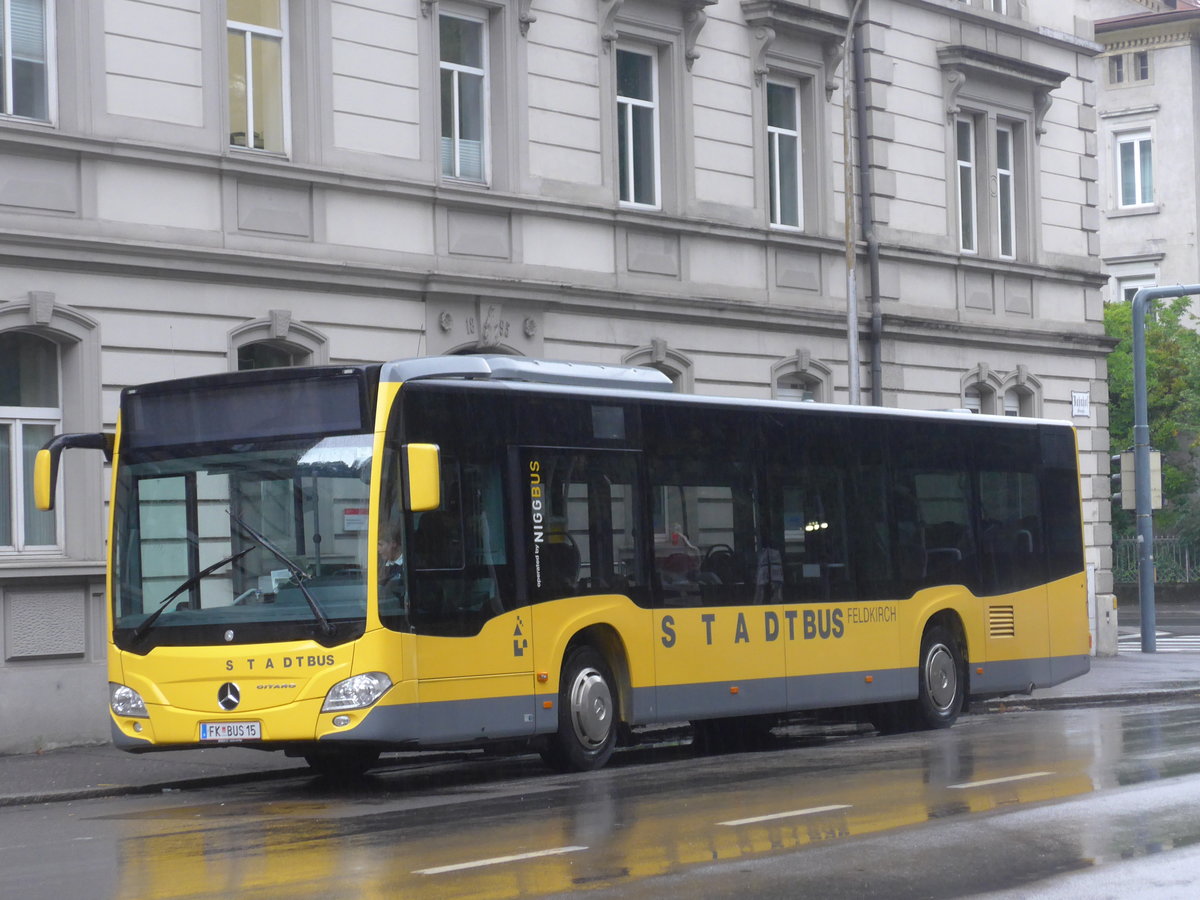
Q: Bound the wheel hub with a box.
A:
[925,643,958,712]
[569,666,612,748]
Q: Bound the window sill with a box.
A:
[0,558,106,580]
[1108,205,1159,219]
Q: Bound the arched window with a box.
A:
[0,332,60,550]
[772,352,831,403]
[1000,369,1042,417]
[961,364,1003,414]
[228,311,327,370]
[0,293,103,561]
[623,340,693,393]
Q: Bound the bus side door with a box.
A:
[408,457,536,743]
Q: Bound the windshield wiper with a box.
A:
[227,509,335,637]
[132,547,254,643]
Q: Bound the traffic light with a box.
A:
[1111,450,1164,512]
[1111,453,1124,508]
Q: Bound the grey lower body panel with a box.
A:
[969,654,1090,698]
[323,694,537,746]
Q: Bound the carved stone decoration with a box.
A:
[740,1,851,98]
[600,0,625,52]
[1033,87,1053,136]
[519,0,536,36]
[439,311,454,332]
[944,68,967,120]
[750,25,776,85]
[822,41,845,101]
[936,45,1067,142]
[28,290,55,326]
[523,317,538,338]
[268,308,292,340]
[421,0,436,18]
[683,2,711,71]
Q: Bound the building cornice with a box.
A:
[895,0,1102,56]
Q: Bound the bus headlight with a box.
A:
[322,672,392,712]
[110,683,148,718]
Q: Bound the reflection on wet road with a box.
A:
[9,703,1200,899]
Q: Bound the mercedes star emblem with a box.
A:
[217,682,241,711]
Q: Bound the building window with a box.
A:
[227,0,286,153]
[1109,55,1124,85]
[767,80,802,229]
[991,0,1007,12]
[1003,390,1023,417]
[776,372,818,403]
[1117,131,1153,208]
[237,341,303,370]
[1133,50,1150,81]
[439,12,487,182]
[1,0,50,121]
[996,124,1015,259]
[956,113,1025,258]
[956,117,978,254]
[616,46,660,208]
[1115,274,1156,304]
[1109,51,1151,86]
[0,332,60,551]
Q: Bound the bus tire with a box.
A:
[303,747,381,779]
[914,624,964,729]
[540,645,618,773]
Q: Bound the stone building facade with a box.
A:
[0,0,1112,752]
[1092,0,1200,301]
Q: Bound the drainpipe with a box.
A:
[852,18,883,407]
[842,0,865,404]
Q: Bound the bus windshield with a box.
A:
[112,433,374,650]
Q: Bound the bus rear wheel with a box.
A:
[871,624,965,734]
[540,645,618,773]
[915,624,965,729]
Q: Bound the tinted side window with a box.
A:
[767,414,857,603]
[644,404,760,608]
[890,423,979,595]
[976,426,1045,594]
[1040,426,1085,580]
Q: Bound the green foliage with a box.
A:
[1105,296,1200,539]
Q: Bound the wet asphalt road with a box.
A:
[6,700,1200,899]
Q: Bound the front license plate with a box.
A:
[199,721,262,742]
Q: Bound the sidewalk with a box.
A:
[3,651,1200,808]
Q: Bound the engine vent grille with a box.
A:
[989,605,1016,638]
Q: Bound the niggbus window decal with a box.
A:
[523,449,643,602]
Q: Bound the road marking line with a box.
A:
[948,771,1053,790]
[413,845,588,875]
[718,804,852,827]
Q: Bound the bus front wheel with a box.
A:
[540,645,618,772]
[915,625,964,729]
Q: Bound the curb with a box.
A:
[977,687,1200,713]
[0,764,308,808]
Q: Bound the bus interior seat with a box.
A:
[541,539,580,594]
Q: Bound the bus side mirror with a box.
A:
[403,443,441,512]
[35,432,115,511]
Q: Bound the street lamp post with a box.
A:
[1131,284,1200,652]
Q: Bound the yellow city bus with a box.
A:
[36,356,1090,775]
